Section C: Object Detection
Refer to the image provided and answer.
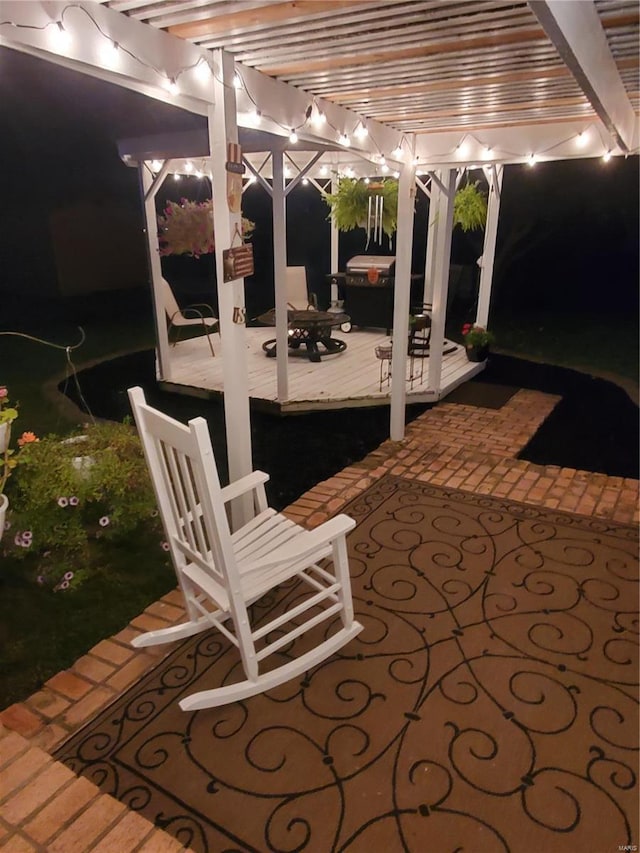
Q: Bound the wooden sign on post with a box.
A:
[223,244,254,283]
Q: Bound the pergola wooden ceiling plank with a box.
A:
[92,0,639,149]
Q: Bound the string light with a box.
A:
[6,4,633,172]
[302,177,309,185]
[184,161,193,172]
[52,20,71,48]
[150,159,162,172]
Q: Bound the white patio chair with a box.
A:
[160,277,218,357]
[285,266,317,310]
[128,386,362,711]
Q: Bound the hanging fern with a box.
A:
[453,181,488,232]
[324,178,399,238]
[325,176,487,238]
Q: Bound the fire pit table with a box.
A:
[258,309,350,363]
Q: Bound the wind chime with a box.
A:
[365,183,385,250]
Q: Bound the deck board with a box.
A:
[162,327,484,412]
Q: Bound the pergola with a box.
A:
[1,1,637,523]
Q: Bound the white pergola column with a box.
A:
[272,150,289,401]
[422,175,440,306]
[139,161,173,381]
[476,164,504,327]
[427,169,456,394]
[389,156,417,441]
[209,50,253,526]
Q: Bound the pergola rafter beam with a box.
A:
[529,0,637,151]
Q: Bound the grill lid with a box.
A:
[346,255,396,274]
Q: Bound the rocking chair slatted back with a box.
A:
[128,386,363,710]
[128,389,231,605]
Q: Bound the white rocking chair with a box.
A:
[128,386,362,711]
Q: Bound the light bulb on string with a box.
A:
[319,165,328,176]
[381,163,389,174]
[166,77,179,96]
[528,153,537,167]
[249,109,261,125]
[52,21,71,48]
[185,161,193,173]
[355,123,368,140]
[233,74,242,90]
[302,177,309,186]
[339,134,351,147]
[393,171,400,178]
[575,131,589,148]
[289,129,298,144]
[173,173,181,181]
[150,160,162,172]
[392,145,403,159]
[602,151,612,162]
[100,39,119,64]
[195,60,211,81]
[312,109,326,128]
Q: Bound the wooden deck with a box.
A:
[159,327,485,413]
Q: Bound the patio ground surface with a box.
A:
[1,387,638,852]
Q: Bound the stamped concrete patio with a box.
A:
[1,387,638,852]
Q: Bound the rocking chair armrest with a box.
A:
[243,514,356,573]
[221,470,270,504]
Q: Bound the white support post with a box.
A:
[272,150,289,402]
[423,174,441,306]
[208,50,253,527]
[389,156,417,441]
[139,163,172,381]
[476,164,504,328]
[330,175,339,275]
[427,169,456,395]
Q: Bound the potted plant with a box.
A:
[453,181,488,232]
[323,178,399,240]
[461,323,495,361]
[323,176,488,239]
[157,198,255,258]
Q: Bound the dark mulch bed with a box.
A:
[61,350,639,512]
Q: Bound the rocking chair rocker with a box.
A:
[128,387,362,711]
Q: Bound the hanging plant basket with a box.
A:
[453,181,488,232]
[157,199,255,258]
[324,176,488,241]
[324,178,399,238]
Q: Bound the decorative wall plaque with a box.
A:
[222,244,254,283]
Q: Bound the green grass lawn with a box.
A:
[1,293,637,708]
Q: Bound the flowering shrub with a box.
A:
[3,421,163,590]
[461,324,495,348]
[157,198,255,258]
[0,386,39,494]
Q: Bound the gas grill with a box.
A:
[345,255,396,287]
[327,255,422,332]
